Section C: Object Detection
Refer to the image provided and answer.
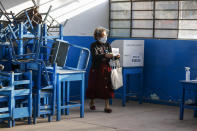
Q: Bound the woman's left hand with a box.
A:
[116,54,120,59]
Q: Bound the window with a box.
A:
[109,0,197,39]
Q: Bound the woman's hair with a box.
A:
[94,27,107,40]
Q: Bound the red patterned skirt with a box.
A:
[86,63,114,99]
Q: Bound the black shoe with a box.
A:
[90,105,96,110]
[104,108,112,113]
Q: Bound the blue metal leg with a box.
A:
[109,99,112,105]
[126,75,129,102]
[139,72,143,104]
[37,91,40,117]
[48,115,52,122]
[56,75,61,121]
[194,91,197,118]
[180,85,185,120]
[62,82,66,115]
[43,98,47,118]
[33,95,37,124]
[29,78,32,124]
[12,120,15,127]
[52,63,56,116]
[52,88,56,116]
[8,94,12,127]
[37,65,41,118]
[122,72,126,107]
[33,117,37,124]
[66,81,70,115]
[8,119,12,128]
[11,77,15,126]
[18,23,23,55]
[194,111,197,118]
[80,74,85,118]
[28,117,32,124]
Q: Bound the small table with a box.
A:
[122,67,143,106]
[180,80,197,120]
[56,69,85,121]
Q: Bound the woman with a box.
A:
[86,27,120,113]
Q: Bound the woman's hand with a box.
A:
[105,53,113,59]
[116,54,120,59]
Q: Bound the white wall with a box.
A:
[63,0,109,36]
[1,0,109,36]
[1,0,34,13]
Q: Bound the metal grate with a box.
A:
[109,0,197,39]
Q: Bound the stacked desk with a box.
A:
[56,69,85,121]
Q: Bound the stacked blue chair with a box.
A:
[31,24,63,124]
[0,75,13,127]
[0,71,32,127]
[0,10,56,124]
[32,63,56,124]
[7,24,56,124]
[0,2,90,125]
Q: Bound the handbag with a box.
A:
[110,59,123,90]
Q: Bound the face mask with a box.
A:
[99,36,107,43]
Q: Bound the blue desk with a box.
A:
[180,80,197,120]
[56,69,85,121]
[122,67,143,106]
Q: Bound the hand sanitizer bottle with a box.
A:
[185,67,190,81]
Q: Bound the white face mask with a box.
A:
[99,36,107,43]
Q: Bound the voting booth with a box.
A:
[111,40,144,67]
[111,40,144,106]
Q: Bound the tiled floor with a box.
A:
[1,99,197,131]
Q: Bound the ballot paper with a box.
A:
[112,48,119,56]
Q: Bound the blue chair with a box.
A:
[4,16,56,124]
[0,71,32,127]
[33,63,56,124]
[0,86,12,127]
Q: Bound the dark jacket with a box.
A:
[90,41,112,69]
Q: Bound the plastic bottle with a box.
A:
[185,67,190,81]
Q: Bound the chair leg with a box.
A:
[80,75,85,118]
[56,79,61,121]
[66,81,70,115]
[122,73,126,107]
[48,115,52,122]
[12,120,15,127]
[43,114,47,118]
[109,99,112,105]
[194,110,197,118]
[62,82,66,115]
[180,86,185,120]
[8,119,12,128]
[28,117,32,124]
[33,117,37,124]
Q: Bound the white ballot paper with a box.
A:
[112,48,119,56]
